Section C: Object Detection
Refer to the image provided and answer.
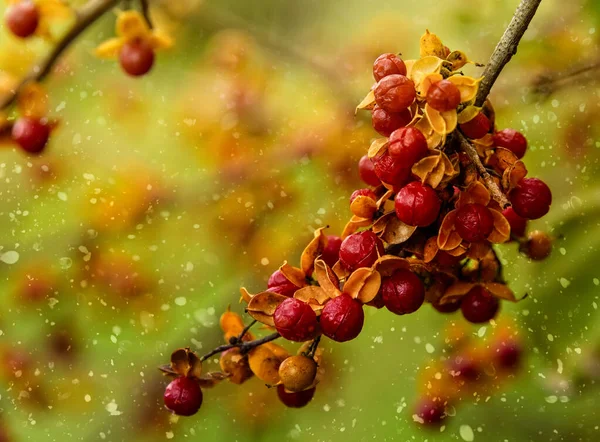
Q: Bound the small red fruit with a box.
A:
[493,339,522,370]
[502,207,527,238]
[493,128,527,159]
[372,151,411,189]
[426,80,461,112]
[395,182,441,227]
[273,298,319,342]
[460,112,490,139]
[373,53,407,81]
[339,230,384,271]
[320,293,364,342]
[119,39,155,76]
[372,106,411,137]
[374,74,416,112]
[388,127,428,167]
[414,397,446,426]
[432,298,461,313]
[277,384,315,408]
[448,355,480,381]
[12,117,50,154]
[321,235,342,268]
[268,269,299,297]
[455,203,495,243]
[5,1,39,38]
[520,230,552,261]
[164,376,203,416]
[350,188,377,204]
[380,269,425,315]
[460,286,499,323]
[358,155,381,187]
[509,178,552,220]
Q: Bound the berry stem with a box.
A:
[235,319,258,343]
[305,335,321,359]
[199,332,281,362]
[0,0,119,111]
[532,57,600,99]
[139,0,153,29]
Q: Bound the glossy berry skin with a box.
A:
[321,235,342,268]
[521,230,552,261]
[267,269,299,297]
[358,155,381,187]
[374,74,416,113]
[339,230,384,271]
[5,1,39,38]
[164,376,203,416]
[350,188,377,204]
[273,298,319,342]
[373,53,407,81]
[388,127,428,166]
[502,207,527,238]
[12,117,50,154]
[509,178,552,220]
[455,203,495,243]
[119,39,155,76]
[426,80,461,112]
[372,151,410,189]
[320,293,364,342]
[494,128,527,159]
[493,339,522,370]
[461,286,499,323]
[460,112,490,140]
[277,384,315,408]
[381,269,425,315]
[372,106,411,137]
[414,397,446,426]
[395,182,441,227]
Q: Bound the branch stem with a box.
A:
[199,332,280,362]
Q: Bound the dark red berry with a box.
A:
[493,128,527,159]
[460,112,490,139]
[509,178,552,220]
[388,127,428,167]
[493,339,522,371]
[414,397,446,426]
[461,286,499,323]
[435,250,462,268]
[119,39,155,76]
[372,106,411,137]
[372,151,411,189]
[277,384,315,408]
[394,182,441,227]
[374,74,416,113]
[426,80,461,112]
[12,117,50,154]
[432,298,461,313]
[502,207,527,238]
[350,188,377,204]
[381,269,425,315]
[339,230,384,271]
[320,293,364,342]
[321,235,342,268]
[268,269,299,297]
[455,203,494,243]
[164,376,203,416]
[373,53,407,81]
[520,230,552,261]
[358,155,381,187]
[5,1,39,38]
[447,355,480,381]
[273,298,319,342]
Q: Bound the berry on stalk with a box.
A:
[277,384,315,408]
[5,1,39,38]
[119,39,155,76]
[321,235,342,268]
[268,269,299,297]
[350,188,377,204]
[455,203,495,243]
[372,151,411,189]
[426,80,461,112]
[320,293,364,342]
[502,207,527,238]
[493,339,522,371]
[164,376,203,416]
[388,127,428,166]
[372,106,411,137]
[339,230,384,271]
[374,74,416,112]
[460,112,490,139]
[414,397,446,426]
[460,286,499,323]
[509,178,552,220]
[373,53,407,81]
[11,117,50,154]
[278,355,317,392]
[273,298,319,342]
[520,230,552,261]
[493,128,527,159]
[395,182,441,227]
[380,269,425,315]
[358,155,381,187]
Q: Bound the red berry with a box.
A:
[374,74,416,113]
[339,230,384,271]
[426,80,461,112]
[493,128,527,159]
[164,376,203,416]
[350,188,377,204]
[11,117,50,154]
[381,269,424,315]
[388,127,428,167]
[119,39,155,76]
[394,182,441,227]
[358,155,381,187]
[371,106,411,137]
[502,207,527,238]
[277,384,315,408]
[459,112,490,139]
[455,203,494,243]
[273,298,319,342]
[5,1,39,38]
[460,286,499,323]
[432,298,461,313]
[414,397,446,426]
[373,53,407,81]
[320,293,364,342]
[509,178,552,220]
[268,269,299,297]
[372,151,411,189]
[493,339,522,370]
[447,355,480,381]
[321,235,342,268]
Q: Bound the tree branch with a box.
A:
[139,0,153,29]
[199,332,280,362]
[532,57,600,99]
[0,0,119,111]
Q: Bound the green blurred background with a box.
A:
[1,0,599,440]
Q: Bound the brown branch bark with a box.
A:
[0,0,119,111]
[140,0,153,28]
[199,332,280,362]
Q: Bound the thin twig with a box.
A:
[231,319,257,344]
[199,332,280,362]
[0,0,119,111]
[139,0,153,29]
[305,335,321,359]
[532,58,600,99]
